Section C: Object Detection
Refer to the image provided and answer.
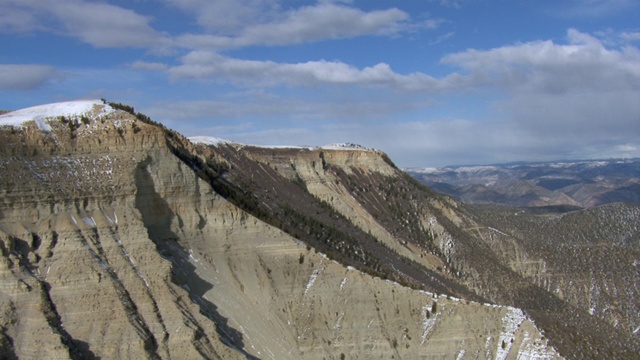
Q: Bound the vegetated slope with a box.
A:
[192,139,639,359]
[465,203,640,340]
[0,101,558,359]
[0,100,636,359]
[406,159,640,208]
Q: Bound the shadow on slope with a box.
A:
[134,156,259,360]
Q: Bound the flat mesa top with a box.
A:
[189,136,371,151]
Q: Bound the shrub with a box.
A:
[108,102,135,114]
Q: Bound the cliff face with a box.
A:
[0,101,637,359]
[199,141,639,359]
[0,108,243,359]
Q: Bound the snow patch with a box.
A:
[34,117,52,131]
[496,307,526,360]
[187,137,377,152]
[103,211,117,225]
[488,227,509,236]
[82,216,96,228]
[189,136,232,146]
[321,143,369,150]
[339,277,348,290]
[420,304,438,345]
[0,100,113,130]
[304,268,323,295]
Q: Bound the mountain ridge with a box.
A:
[0,100,638,359]
[406,158,640,208]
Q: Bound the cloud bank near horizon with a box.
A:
[1,0,638,166]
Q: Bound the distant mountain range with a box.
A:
[405,159,640,208]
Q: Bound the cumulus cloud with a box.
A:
[0,0,166,48]
[431,29,639,164]
[2,0,429,51]
[165,0,278,34]
[442,29,640,93]
[165,28,639,166]
[148,94,433,124]
[172,3,415,50]
[50,1,164,48]
[0,5,39,32]
[170,28,640,98]
[620,31,640,42]
[188,118,539,166]
[0,64,61,90]
[235,4,408,46]
[168,51,465,91]
[131,61,168,71]
[211,110,639,167]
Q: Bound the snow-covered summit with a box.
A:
[189,138,374,151]
[0,100,114,131]
[189,136,233,146]
[321,143,369,150]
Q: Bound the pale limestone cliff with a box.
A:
[209,140,638,358]
[0,103,563,359]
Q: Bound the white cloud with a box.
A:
[50,1,165,48]
[559,0,638,17]
[235,4,408,46]
[168,51,464,91]
[0,0,166,48]
[0,64,61,90]
[171,29,640,95]
[429,31,455,45]
[1,0,430,51]
[172,3,414,50]
[620,31,640,43]
[164,0,279,34]
[423,18,445,30]
[0,5,39,32]
[431,29,640,165]
[163,28,640,166]
[206,109,639,167]
[148,94,433,124]
[438,0,464,9]
[442,29,640,93]
[131,61,168,71]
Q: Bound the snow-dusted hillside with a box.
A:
[0,100,114,131]
[189,136,232,147]
[406,159,640,207]
[189,136,373,152]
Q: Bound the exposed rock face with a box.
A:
[202,142,639,359]
[0,101,637,359]
[0,107,242,359]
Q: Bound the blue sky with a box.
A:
[1,0,639,167]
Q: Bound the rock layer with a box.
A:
[0,102,637,359]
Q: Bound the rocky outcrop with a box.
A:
[0,101,637,359]
[204,140,639,358]
[0,108,242,359]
